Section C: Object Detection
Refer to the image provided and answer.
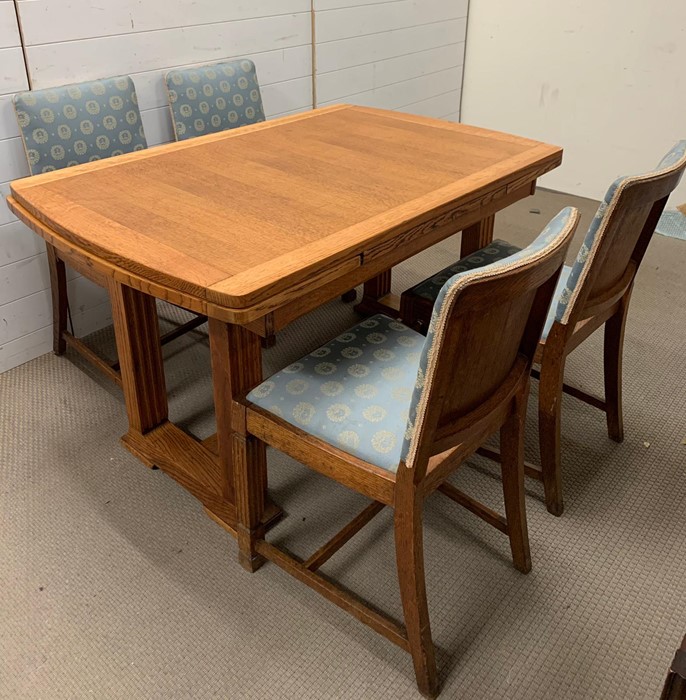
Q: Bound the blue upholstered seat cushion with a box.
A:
[405,239,571,339]
[404,140,686,338]
[165,59,266,141]
[247,315,425,472]
[13,76,147,175]
[407,239,521,302]
[249,209,576,473]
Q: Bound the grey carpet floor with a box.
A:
[1,190,685,699]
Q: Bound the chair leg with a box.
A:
[46,244,68,355]
[500,397,532,573]
[394,486,439,698]
[604,290,631,443]
[538,354,566,516]
[341,289,357,303]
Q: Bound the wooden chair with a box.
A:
[400,141,686,515]
[235,208,579,696]
[13,76,207,385]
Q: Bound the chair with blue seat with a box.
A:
[164,58,266,142]
[13,76,207,384]
[237,208,579,697]
[400,141,686,516]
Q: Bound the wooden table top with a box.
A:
[10,104,562,314]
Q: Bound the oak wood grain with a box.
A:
[11,106,562,319]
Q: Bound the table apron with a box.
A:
[9,176,536,337]
[243,180,536,336]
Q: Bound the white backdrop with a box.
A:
[462,0,686,204]
[314,0,467,122]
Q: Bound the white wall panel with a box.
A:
[462,0,686,203]
[316,44,462,104]
[25,14,311,88]
[318,66,462,114]
[316,19,465,74]
[0,1,38,372]
[0,325,52,371]
[314,0,466,124]
[0,182,19,226]
[403,90,462,121]
[0,252,50,306]
[0,2,20,49]
[0,278,110,346]
[17,0,311,44]
[0,94,21,139]
[0,220,44,264]
[316,0,464,43]
[0,47,28,94]
[0,136,28,182]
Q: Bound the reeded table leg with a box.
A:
[109,282,280,545]
[109,281,168,440]
[209,318,268,572]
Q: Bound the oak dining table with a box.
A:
[8,104,562,570]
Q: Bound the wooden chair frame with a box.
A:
[234,210,579,697]
[661,635,686,700]
[46,243,207,385]
[403,150,686,516]
[15,78,209,384]
[531,157,686,515]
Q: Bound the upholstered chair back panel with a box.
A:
[554,140,686,325]
[402,207,578,468]
[14,76,147,175]
[165,59,265,141]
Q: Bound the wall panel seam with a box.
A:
[19,11,312,48]
[11,0,31,89]
[316,40,464,75]
[316,15,466,46]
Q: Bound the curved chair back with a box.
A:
[555,141,686,326]
[165,59,265,141]
[402,207,580,476]
[13,76,147,175]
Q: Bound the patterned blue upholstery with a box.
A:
[543,266,572,338]
[401,208,578,467]
[404,238,570,339]
[406,239,522,301]
[404,141,686,335]
[165,59,266,141]
[13,76,147,175]
[554,140,686,324]
[248,315,424,472]
[250,209,576,472]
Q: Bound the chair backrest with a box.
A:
[401,207,580,477]
[13,76,147,175]
[555,141,686,326]
[165,59,266,142]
